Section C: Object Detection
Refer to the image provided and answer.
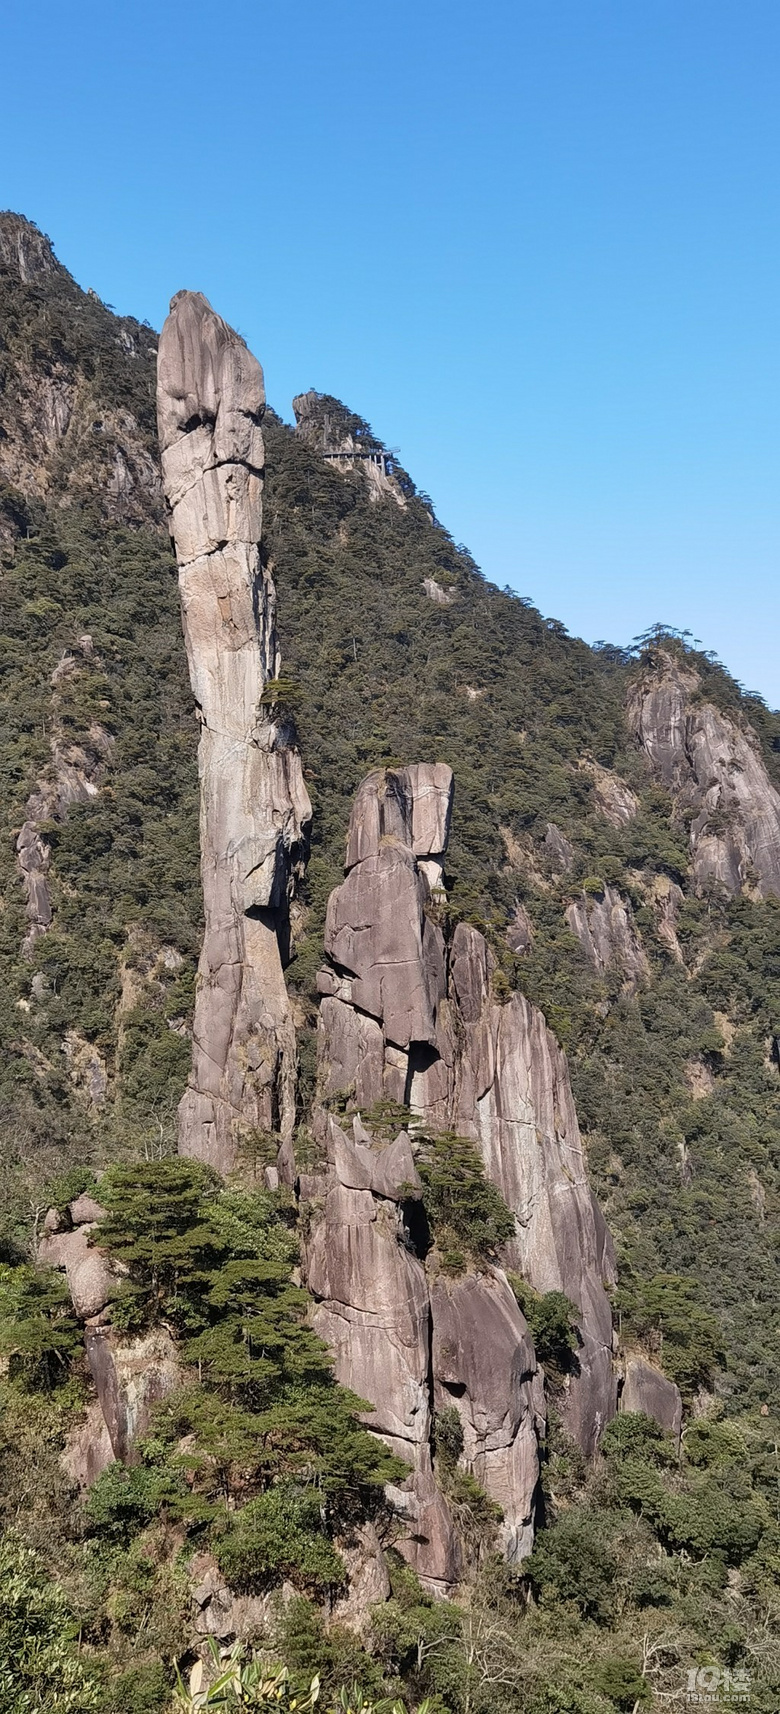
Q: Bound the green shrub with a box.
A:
[415,1131,515,1270]
[0,1532,99,1712]
[213,1485,346,1597]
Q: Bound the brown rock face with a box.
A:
[620,1354,683,1449]
[85,1324,180,1463]
[431,1273,545,1561]
[157,293,311,1172]
[628,649,780,899]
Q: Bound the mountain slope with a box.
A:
[2,215,780,1713]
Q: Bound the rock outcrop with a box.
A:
[620,1354,683,1449]
[566,886,649,989]
[157,293,311,1173]
[292,390,406,507]
[39,1198,181,1480]
[628,648,780,899]
[578,760,639,828]
[84,1323,180,1464]
[303,764,617,1588]
[304,1109,542,1590]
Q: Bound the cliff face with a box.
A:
[628,648,780,899]
[305,765,547,1587]
[152,277,621,1578]
[307,763,617,1578]
[157,293,311,1173]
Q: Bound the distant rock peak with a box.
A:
[628,647,780,899]
[0,211,57,282]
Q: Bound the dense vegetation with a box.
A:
[2,222,780,1709]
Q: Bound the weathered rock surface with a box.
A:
[157,293,311,1173]
[84,1323,180,1464]
[189,1551,277,1641]
[61,1398,115,1488]
[579,760,639,827]
[305,763,619,1586]
[544,823,574,872]
[566,886,649,989]
[505,902,534,955]
[37,1224,115,1320]
[628,648,780,899]
[409,919,618,1457]
[304,1110,465,1592]
[432,1272,545,1561]
[620,1354,683,1448]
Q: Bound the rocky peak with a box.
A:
[0,212,58,282]
[292,389,407,505]
[157,293,311,1173]
[628,647,780,898]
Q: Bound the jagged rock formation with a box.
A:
[157,293,311,1173]
[303,763,617,1587]
[619,1354,683,1449]
[628,648,780,899]
[566,885,649,989]
[304,1108,543,1590]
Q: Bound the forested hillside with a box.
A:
[2,215,780,1714]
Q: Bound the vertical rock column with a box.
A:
[157,292,311,1174]
[314,766,617,1462]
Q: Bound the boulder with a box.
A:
[68,1194,107,1226]
[37,1225,113,1320]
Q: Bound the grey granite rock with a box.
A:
[628,648,780,899]
[620,1353,683,1448]
[566,886,649,989]
[157,292,311,1172]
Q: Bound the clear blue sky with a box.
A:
[3,0,779,706]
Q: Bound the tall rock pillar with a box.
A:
[157,292,311,1174]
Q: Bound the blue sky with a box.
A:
[3,0,779,705]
